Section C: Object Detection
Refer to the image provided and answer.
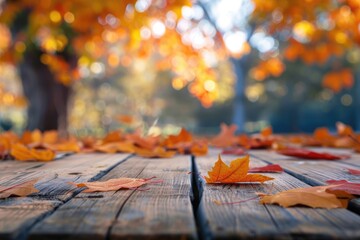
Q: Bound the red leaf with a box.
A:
[348,169,360,175]
[277,147,349,160]
[326,180,360,195]
[249,164,284,173]
[221,147,246,155]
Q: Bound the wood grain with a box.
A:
[29,155,197,240]
[194,149,360,239]
[0,153,130,240]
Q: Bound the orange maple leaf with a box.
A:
[70,177,150,192]
[211,123,238,148]
[259,185,353,209]
[163,128,192,147]
[205,155,274,184]
[10,143,55,161]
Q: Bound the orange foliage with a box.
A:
[322,69,354,92]
[205,155,274,184]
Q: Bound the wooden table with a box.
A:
[1,148,360,239]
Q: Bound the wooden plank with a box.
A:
[194,149,360,239]
[0,153,131,240]
[29,155,197,240]
[251,149,360,213]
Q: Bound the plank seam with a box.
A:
[191,155,212,240]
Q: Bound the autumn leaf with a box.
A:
[0,179,39,198]
[163,128,192,148]
[276,147,349,160]
[347,169,360,175]
[205,155,274,184]
[211,123,238,148]
[70,177,151,192]
[336,122,354,137]
[221,147,246,155]
[249,164,283,173]
[189,142,208,156]
[259,185,353,209]
[125,131,158,150]
[326,180,360,195]
[44,140,81,153]
[101,130,123,144]
[261,126,272,137]
[10,143,55,161]
[134,146,176,158]
[94,142,136,154]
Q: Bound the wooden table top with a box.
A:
[1,148,360,239]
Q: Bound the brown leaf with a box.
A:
[70,177,150,192]
[0,179,39,198]
[211,123,238,148]
[134,146,176,158]
[10,143,55,161]
[259,185,352,209]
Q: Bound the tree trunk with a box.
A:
[231,57,247,133]
[19,52,70,133]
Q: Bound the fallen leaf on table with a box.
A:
[326,180,360,195]
[135,146,176,158]
[125,131,158,150]
[101,130,123,144]
[189,142,208,156]
[277,147,349,160]
[221,147,246,155]
[259,185,353,209]
[163,128,192,148]
[94,142,135,153]
[347,169,360,175]
[70,177,151,192]
[249,164,284,173]
[211,123,238,148]
[205,155,274,184]
[313,127,335,147]
[261,126,273,137]
[45,141,80,152]
[0,179,39,198]
[337,122,354,137]
[10,143,55,161]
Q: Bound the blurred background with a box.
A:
[0,0,359,136]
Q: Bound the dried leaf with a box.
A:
[205,155,273,184]
[249,164,283,173]
[277,147,349,160]
[163,128,192,147]
[135,146,176,158]
[102,131,123,144]
[10,143,55,161]
[347,169,360,175]
[211,123,238,148]
[70,177,149,192]
[259,185,351,209]
[0,179,39,198]
[221,147,246,155]
[326,180,360,195]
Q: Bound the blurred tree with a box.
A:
[0,0,229,132]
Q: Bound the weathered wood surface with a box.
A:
[29,155,196,240]
[0,154,131,240]
[251,149,360,213]
[194,149,360,239]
